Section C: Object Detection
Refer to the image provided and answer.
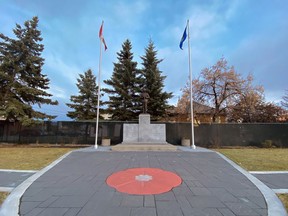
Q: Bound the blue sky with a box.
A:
[1,0,288,120]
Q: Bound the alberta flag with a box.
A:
[179,25,187,50]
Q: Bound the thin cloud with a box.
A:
[44,53,81,85]
[48,85,67,99]
[186,1,240,40]
[111,0,150,29]
[230,23,288,99]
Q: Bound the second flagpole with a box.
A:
[95,25,103,149]
[187,19,196,149]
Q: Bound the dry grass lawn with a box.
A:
[278,194,288,211]
[216,148,288,171]
[0,147,74,170]
[0,192,9,207]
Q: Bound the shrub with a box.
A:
[261,140,274,148]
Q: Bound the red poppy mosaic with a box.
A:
[106,167,182,195]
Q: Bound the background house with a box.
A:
[166,102,226,123]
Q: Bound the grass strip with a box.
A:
[0,192,9,207]
[277,194,288,211]
[0,147,74,170]
[216,148,288,171]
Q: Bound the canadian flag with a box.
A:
[99,21,107,51]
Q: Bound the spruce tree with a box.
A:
[103,39,141,120]
[140,40,173,120]
[66,69,102,120]
[0,17,58,125]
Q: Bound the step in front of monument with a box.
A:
[111,143,177,151]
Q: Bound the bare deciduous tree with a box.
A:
[229,75,264,122]
[281,90,288,109]
[192,58,247,122]
[177,57,268,123]
[176,81,190,114]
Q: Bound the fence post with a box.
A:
[56,121,59,144]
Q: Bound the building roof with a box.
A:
[182,101,214,114]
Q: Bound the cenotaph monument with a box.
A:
[112,91,177,151]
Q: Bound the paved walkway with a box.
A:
[1,147,287,216]
[251,172,288,193]
[0,170,36,192]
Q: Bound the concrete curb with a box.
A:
[0,187,13,193]
[216,152,288,216]
[177,146,214,152]
[250,171,288,174]
[273,189,288,194]
[0,151,72,216]
[0,170,37,173]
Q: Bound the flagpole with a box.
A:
[187,19,196,149]
[95,29,103,149]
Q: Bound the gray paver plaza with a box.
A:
[253,173,288,190]
[0,171,35,190]
[15,150,277,216]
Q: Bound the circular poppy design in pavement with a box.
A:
[106,168,182,195]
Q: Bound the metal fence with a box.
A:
[0,121,287,147]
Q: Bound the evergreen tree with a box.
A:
[0,17,58,125]
[103,39,141,120]
[66,69,102,120]
[140,40,173,120]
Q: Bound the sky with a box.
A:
[1,0,288,120]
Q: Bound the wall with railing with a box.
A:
[0,121,287,147]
